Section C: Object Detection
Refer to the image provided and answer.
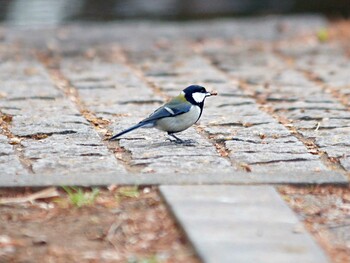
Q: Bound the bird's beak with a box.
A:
[206,90,218,97]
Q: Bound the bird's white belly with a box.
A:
[155,105,201,133]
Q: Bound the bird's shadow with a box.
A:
[152,139,198,147]
[109,137,198,147]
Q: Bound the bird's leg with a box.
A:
[167,133,196,145]
[168,132,184,143]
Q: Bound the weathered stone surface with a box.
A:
[0,81,61,100]
[20,133,121,174]
[1,16,349,263]
[340,157,350,171]
[283,187,350,260]
[204,45,350,173]
[226,124,329,173]
[0,170,347,187]
[0,18,348,183]
[284,109,350,121]
[61,57,234,174]
[284,44,350,90]
[229,147,319,164]
[247,160,329,175]
[160,185,330,263]
[0,57,125,175]
[118,127,233,174]
[0,135,13,155]
[0,135,28,177]
[298,127,350,169]
[10,110,89,137]
[5,15,327,51]
[128,48,333,177]
[273,44,350,172]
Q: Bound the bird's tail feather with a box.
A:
[109,122,149,141]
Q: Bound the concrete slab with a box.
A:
[160,185,330,263]
[0,171,347,187]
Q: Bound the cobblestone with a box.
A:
[3,15,327,50]
[202,44,350,175]
[0,53,125,175]
[60,56,233,174]
[0,134,28,177]
[277,43,350,173]
[0,15,349,263]
[127,47,337,176]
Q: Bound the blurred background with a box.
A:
[0,0,349,27]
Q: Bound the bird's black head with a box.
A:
[182,85,212,106]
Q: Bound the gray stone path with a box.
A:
[204,43,350,173]
[0,15,349,262]
[161,185,329,263]
[0,56,125,177]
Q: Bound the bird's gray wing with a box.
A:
[110,101,192,140]
[140,102,192,124]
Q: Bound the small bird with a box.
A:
[109,85,217,143]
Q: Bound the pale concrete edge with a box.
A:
[0,171,348,187]
[158,186,205,262]
[159,185,331,263]
[270,186,332,262]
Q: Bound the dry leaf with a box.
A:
[240,163,252,172]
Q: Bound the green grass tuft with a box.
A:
[117,186,141,198]
[62,186,100,208]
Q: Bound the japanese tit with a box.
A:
[109,85,217,142]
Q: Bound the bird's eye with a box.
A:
[201,88,206,93]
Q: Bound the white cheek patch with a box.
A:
[192,92,206,103]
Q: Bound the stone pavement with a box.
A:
[161,185,329,263]
[0,14,349,262]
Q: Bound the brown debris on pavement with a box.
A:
[280,185,350,263]
[0,187,199,263]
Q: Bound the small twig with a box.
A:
[0,187,59,205]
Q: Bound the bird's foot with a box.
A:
[179,139,197,146]
[166,137,197,146]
